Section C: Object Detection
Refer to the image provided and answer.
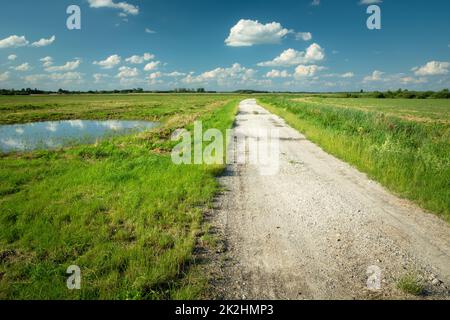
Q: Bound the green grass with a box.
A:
[258,96,450,222]
[290,96,450,122]
[0,94,239,299]
[397,272,425,296]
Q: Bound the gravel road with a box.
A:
[211,99,450,300]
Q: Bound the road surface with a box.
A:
[211,99,450,299]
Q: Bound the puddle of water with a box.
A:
[0,120,159,153]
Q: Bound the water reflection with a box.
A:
[0,120,159,153]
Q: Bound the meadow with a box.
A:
[258,95,450,221]
[1,93,449,300]
[0,94,239,299]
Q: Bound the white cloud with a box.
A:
[341,72,355,78]
[31,35,56,47]
[13,63,31,72]
[49,72,83,82]
[399,76,427,84]
[144,61,160,71]
[258,43,325,67]
[116,66,139,78]
[412,61,449,76]
[145,28,156,34]
[93,73,109,83]
[363,70,385,82]
[45,59,81,72]
[149,72,162,80]
[296,32,312,41]
[0,35,29,49]
[23,74,47,83]
[148,72,162,85]
[0,71,10,81]
[225,19,291,47]
[165,71,186,77]
[266,69,291,78]
[40,56,53,67]
[311,0,320,6]
[24,72,83,84]
[7,54,17,61]
[88,0,139,15]
[93,55,121,69]
[359,0,382,5]
[125,53,154,64]
[183,63,256,87]
[294,65,326,78]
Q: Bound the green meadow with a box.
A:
[0,94,239,299]
[1,93,449,300]
[259,95,450,221]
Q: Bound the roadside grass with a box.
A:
[0,95,239,299]
[397,272,425,296]
[258,96,450,222]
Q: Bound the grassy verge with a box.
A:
[258,96,449,222]
[0,95,239,299]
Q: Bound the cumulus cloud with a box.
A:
[341,72,355,78]
[294,65,326,78]
[125,53,154,64]
[165,71,186,77]
[93,73,109,83]
[359,0,382,5]
[412,61,449,76]
[88,0,139,15]
[12,63,31,72]
[363,70,385,82]
[258,43,325,67]
[399,76,427,84]
[93,55,121,69]
[145,28,156,34]
[144,61,160,71]
[40,56,53,67]
[225,19,291,47]
[8,54,17,61]
[31,35,56,47]
[266,69,291,78]
[0,35,29,49]
[24,72,83,85]
[296,32,312,41]
[311,0,320,6]
[45,59,81,72]
[116,66,139,78]
[0,71,10,81]
[183,63,256,87]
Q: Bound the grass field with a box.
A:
[1,93,449,300]
[0,94,239,299]
[258,95,450,221]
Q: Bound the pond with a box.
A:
[0,120,159,153]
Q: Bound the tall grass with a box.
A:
[259,96,449,221]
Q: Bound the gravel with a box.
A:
[210,99,450,300]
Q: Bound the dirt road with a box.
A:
[211,99,450,299]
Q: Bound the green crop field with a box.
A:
[0,94,239,299]
[258,95,450,221]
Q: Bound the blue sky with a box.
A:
[0,0,449,91]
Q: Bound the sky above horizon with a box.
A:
[0,0,449,92]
